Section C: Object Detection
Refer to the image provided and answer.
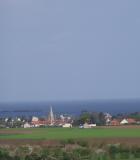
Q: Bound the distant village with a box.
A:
[0,107,140,129]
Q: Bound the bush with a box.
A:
[52,148,63,158]
[131,147,140,158]
[108,145,120,159]
[25,154,41,160]
[109,145,120,154]
[77,140,88,147]
[67,138,75,144]
[60,139,67,147]
[0,148,11,160]
[62,152,72,160]
[120,152,130,159]
[13,156,21,160]
[40,148,50,159]
[96,153,109,160]
[73,148,91,157]
[15,146,31,158]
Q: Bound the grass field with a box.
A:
[0,127,140,140]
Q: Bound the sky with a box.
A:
[0,0,140,102]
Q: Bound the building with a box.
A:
[127,118,136,124]
[83,123,96,128]
[24,122,31,128]
[31,120,47,127]
[104,113,112,126]
[120,119,128,125]
[32,116,39,122]
[47,106,55,126]
[110,119,120,126]
[62,123,72,128]
[30,107,74,127]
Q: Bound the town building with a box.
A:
[120,119,128,125]
[62,123,72,128]
[110,119,120,126]
[127,118,136,124]
[83,123,96,128]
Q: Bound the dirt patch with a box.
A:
[0,139,60,147]
[96,125,140,129]
[0,129,32,135]
[0,138,139,147]
[87,137,140,147]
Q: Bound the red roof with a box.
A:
[111,119,120,126]
[127,118,136,124]
[32,120,47,125]
[31,119,67,126]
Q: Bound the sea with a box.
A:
[0,99,140,118]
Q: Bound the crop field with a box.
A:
[0,127,140,159]
[0,126,140,140]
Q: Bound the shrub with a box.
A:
[67,138,75,144]
[52,148,63,158]
[62,152,72,160]
[120,152,130,159]
[13,156,21,160]
[60,139,67,147]
[108,145,120,154]
[131,147,140,158]
[73,148,91,157]
[0,148,11,160]
[25,154,41,160]
[77,140,88,147]
[40,148,50,158]
[108,145,120,159]
[15,146,31,158]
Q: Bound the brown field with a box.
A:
[0,138,140,148]
[96,125,140,129]
[0,129,32,134]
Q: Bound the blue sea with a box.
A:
[0,99,140,117]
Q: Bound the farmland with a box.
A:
[0,126,140,160]
[0,126,140,140]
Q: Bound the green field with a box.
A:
[0,127,140,160]
[0,127,140,140]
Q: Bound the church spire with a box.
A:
[49,106,54,125]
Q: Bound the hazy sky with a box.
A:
[1,0,140,102]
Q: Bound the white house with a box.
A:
[83,123,96,128]
[62,123,72,128]
[5,118,8,122]
[17,118,21,121]
[89,124,96,127]
[24,122,31,128]
[120,119,128,125]
[60,115,65,122]
[32,116,39,122]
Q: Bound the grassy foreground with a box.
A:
[0,127,140,140]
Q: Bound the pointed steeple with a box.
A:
[48,106,54,125]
